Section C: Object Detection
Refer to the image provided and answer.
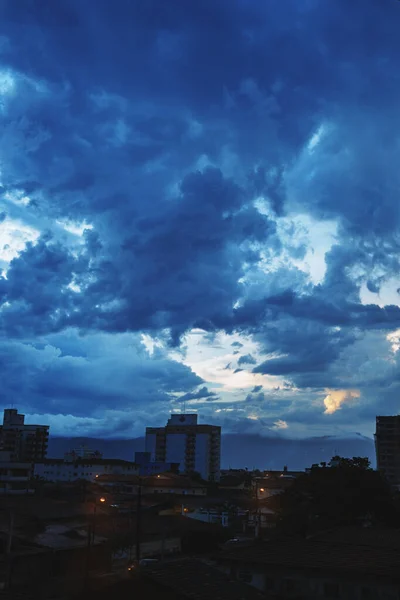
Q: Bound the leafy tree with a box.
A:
[270,456,398,536]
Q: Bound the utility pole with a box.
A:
[135,480,142,562]
[6,510,14,590]
[92,502,97,544]
[84,521,92,591]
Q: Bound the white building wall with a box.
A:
[145,433,157,460]
[34,462,138,482]
[165,433,187,470]
[195,433,210,480]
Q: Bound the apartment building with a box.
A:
[0,408,49,463]
[375,415,400,488]
[145,414,221,482]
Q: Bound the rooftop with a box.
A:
[219,535,400,580]
[97,473,207,488]
[143,557,266,600]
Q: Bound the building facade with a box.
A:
[375,415,400,488]
[34,458,138,482]
[145,414,221,482]
[0,409,49,463]
[134,451,179,476]
[0,461,34,494]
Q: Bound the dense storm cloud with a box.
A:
[1,0,400,438]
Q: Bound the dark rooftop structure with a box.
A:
[143,557,266,600]
[219,536,400,582]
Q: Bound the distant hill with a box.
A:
[48,433,375,470]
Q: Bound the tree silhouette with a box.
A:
[270,456,398,536]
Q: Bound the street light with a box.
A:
[99,497,106,503]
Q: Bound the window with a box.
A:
[324,582,340,598]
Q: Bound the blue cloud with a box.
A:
[1,0,400,436]
[238,354,257,366]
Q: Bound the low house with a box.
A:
[216,532,400,598]
[96,473,208,496]
[219,474,249,491]
[181,507,230,527]
[34,458,139,483]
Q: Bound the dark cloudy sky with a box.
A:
[1,0,400,440]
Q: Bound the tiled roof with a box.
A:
[219,537,400,580]
[143,557,266,600]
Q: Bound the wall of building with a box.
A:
[0,462,33,494]
[195,433,210,481]
[166,433,187,469]
[150,485,207,496]
[183,509,229,527]
[34,460,138,482]
[146,415,221,482]
[145,434,157,460]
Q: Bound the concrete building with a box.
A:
[97,472,208,496]
[134,451,179,476]
[34,458,138,482]
[0,461,34,494]
[64,444,103,462]
[375,415,400,489]
[0,408,49,463]
[145,414,221,482]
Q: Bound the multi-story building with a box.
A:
[0,461,34,495]
[34,457,138,482]
[375,415,400,488]
[0,408,49,463]
[64,445,103,462]
[145,414,221,482]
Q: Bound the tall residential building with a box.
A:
[145,414,221,482]
[375,415,400,488]
[0,409,49,463]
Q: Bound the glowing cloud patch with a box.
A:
[56,219,93,236]
[273,419,288,430]
[323,389,360,414]
[0,218,40,265]
[387,329,400,354]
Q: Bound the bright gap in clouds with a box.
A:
[0,69,15,109]
[387,329,400,354]
[360,279,400,308]
[168,329,283,394]
[256,198,337,285]
[56,219,93,236]
[0,218,40,266]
